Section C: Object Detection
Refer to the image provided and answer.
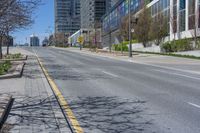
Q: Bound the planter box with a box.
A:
[0,62,25,79]
[0,94,14,130]
[0,55,27,62]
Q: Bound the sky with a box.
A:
[12,0,54,45]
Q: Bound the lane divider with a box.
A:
[188,102,200,109]
[35,53,84,133]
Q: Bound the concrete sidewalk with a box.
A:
[176,50,200,57]
[0,47,71,133]
[53,47,200,74]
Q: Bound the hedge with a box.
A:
[161,38,193,52]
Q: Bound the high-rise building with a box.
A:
[80,0,111,29]
[54,0,80,34]
[30,35,40,46]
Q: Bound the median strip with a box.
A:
[35,54,84,133]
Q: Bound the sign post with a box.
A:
[77,36,84,50]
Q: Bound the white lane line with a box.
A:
[188,102,200,109]
[152,69,200,81]
[54,47,200,76]
[135,61,200,75]
[58,51,65,54]
[102,71,119,78]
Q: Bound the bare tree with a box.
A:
[134,7,152,47]
[170,2,178,42]
[3,1,33,54]
[54,33,67,47]
[189,4,199,49]
[119,16,129,41]
[149,14,168,46]
[0,0,40,58]
[94,21,102,50]
[118,16,129,53]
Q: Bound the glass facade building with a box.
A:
[102,0,200,47]
[55,0,80,34]
[102,0,145,33]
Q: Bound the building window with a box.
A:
[199,0,200,27]
[189,0,195,29]
[172,0,177,33]
[179,0,186,31]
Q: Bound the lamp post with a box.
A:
[128,0,138,57]
[128,0,132,57]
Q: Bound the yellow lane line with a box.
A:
[36,56,84,133]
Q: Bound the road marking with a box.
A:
[152,69,200,81]
[102,71,119,78]
[188,102,200,109]
[58,51,65,54]
[135,61,200,76]
[34,50,84,133]
[54,47,200,76]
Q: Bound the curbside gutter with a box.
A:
[34,51,84,133]
[0,94,14,130]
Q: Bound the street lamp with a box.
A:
[128,0,138,57]
[128,0,132,57]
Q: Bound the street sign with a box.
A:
[77,36,84,45]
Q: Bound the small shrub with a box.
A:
[0,67,4,75]
[196,38,200,49]
[5,53,22,59]
[0,61,11,75]
[112,43,128,52]
[161,41,172,52]
[161,38,193,52]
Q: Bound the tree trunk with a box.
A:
[109,30,112,53]
[0,37,2,59]
[121,38,124,54]
[94,28,97,52]
[194,28,197,48]
[7,42,9,55]
[6,31,10,55]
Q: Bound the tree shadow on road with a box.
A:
[67,96,155,133]
[48,70,111,81]
[1,95,68,133]
[42,63,111,81]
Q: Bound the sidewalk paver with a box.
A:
[0,47,71,133]
[176,50,200,57]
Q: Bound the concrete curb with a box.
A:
[0,62,25,80]
[0,94,14,130]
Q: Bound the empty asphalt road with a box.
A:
[25,47,200,133]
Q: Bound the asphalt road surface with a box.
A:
[25,47,200,133]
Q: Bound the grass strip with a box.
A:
[4,53,22,59]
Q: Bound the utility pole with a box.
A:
[128,0,132,57]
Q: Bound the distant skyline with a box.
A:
[12,0,54,45]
